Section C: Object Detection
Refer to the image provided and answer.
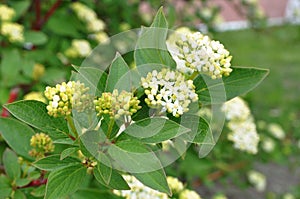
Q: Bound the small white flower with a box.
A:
[268,123,285,140]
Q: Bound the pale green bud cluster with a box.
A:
[168,31,232,79]
[29,133,54,158]
[222,97,259,154]
[141,68,198,117]
[65,39,92,58]
[0,4,15,21]
[94,89,141,119]
[166,176,184,194]
[247,170,266,192]
[1,22,24,43]
[179,189,202,199]
[44,81,90,117]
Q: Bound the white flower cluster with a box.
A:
[141,68,198,117]
[65,39,92,58]
[44,81,90,117]
[0,4,15,21]
[113,175,169,199]
[70,2,109,44]
[247,170,266,192]
[1,22,24,43]
[113,175,201,199]
[222,97,259,154]
[167,30,232,79]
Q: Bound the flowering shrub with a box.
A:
[0,5,270,199]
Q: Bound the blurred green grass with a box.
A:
[214,25,300,138]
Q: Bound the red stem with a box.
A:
[1,87,20,117]
[43,0,62,25]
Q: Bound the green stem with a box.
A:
[66,115,78,138]
[189,71,199,80]
[106,118,115,139]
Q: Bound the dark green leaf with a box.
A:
[121,117,190,143]
[94,166,130,190]
[70,189,123,199]
[108,140,171,194]
[0,49,22,87]
[30,184,46,197]
[0,117,35,159]
[195,67,269,105]
[16,178,31,187]
[106,53,131,92]
[0,175,12,198]
[3,148,21,180]
[4,100,69,139]
[60,147,78,160]
[24,31,48,45]
[33,155,81,171]
[10,0,30,20]
[45,164,87,199]
[14,190,26,199]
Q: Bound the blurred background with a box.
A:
[0,0,300,198]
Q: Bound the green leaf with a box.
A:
[94,166,130,190]
[179,114,213,144]
[194,67,269,105]
[10,0,30,20]
[30,184,46,197]
[3,148,21,180]
[0,175,12,198]
[60,147,78,160]
[151,7,168,28]
[105,53,131,92]
[24,31,48,45]
[134,8,176,69]
[108,140,171,195]
[72,67,107,96]
[96,153,112,184]
[120,117,191,143]
[70,189,123,199]
[0,49,22,87]
[15,178,31,187]
[33,155,81,171]
[133,170,171,196]
[45,164,87,199]
[0,117,35,159]
[14,190,26,199]
[4,100,69,139]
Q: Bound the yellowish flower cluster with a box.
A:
[29,133,54,158]
[141,68,198,117]
[222,97,259,154]
[1,22,24,43]
[166,176,184,194]
[247,170,266,192]
[0,4,15,21]
[179,189,202,199]
[65,39,92,58]
[44,81,90,117]
[267,123,285,140]
[70,2,109,44]
[32,63,45,80]
[94,89,141,119]
[167,30,232,79]
[23,92,46,103]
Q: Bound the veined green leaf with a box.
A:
[120,117,190,143]
[94,167,130,190]
[194,66,269,105]
[45,164,87,199]
[0,117,35,159]
[3,149,21,181]
[4,100,69,139]
[33,155,81,171]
